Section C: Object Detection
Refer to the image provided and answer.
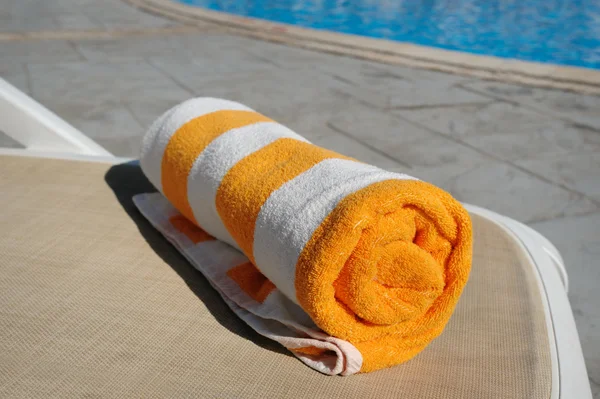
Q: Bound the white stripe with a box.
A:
[140,98,253,193]
[253,159,417,302]
[187,122,309,249]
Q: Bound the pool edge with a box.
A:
[126,0,600,95]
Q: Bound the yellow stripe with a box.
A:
[169,215,215,244]
[215,138,350,262]
[226,262,276,303]
[161,110,272,224]
[293,178,470,372]
[290,346,333,357]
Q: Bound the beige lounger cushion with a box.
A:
[0,156,551,398]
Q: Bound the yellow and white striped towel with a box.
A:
[134,98,473,375]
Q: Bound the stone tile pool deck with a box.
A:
[1,0,598,394]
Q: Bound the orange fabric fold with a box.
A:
[295,179,472,372]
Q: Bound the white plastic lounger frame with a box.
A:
[0,77,591,398]
[464,204,591,399]
[0,77,113,159]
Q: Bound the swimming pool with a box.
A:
[178,0,600,70]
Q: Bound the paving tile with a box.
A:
[0,0,175,33]
[319,62,487,109]
[28,61,191,108]
[325,104,596,221]
[149,51,280,89]
[529,212,600,395]
[0,16,58,33]
[191,69,317,110]
[0,130,24,149]
[175,33,266,55]
[328,105,489,169]
[255,95,354,142]
[311,129,407,171]
[125,95,192,131]
[95,134,144,158]
[80,0,175,29]
[0,65,30,94]
[0,41,83,70]
[46,102,144,143]
[314,59,407,89]
[516,151,600,203]
[317,55,471,88]
[396,102,600,162]
[74,35,192,62]
[153,64,347,122]
[0,0,59,32]
[415,161,597,223]
[243,40,352,69]
[591,377,600,399]
[333,76,487,109]
[462,80,600,130]
[52,12,103,31]
[331,84,392,109]
[388,82,488,109]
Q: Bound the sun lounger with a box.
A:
[0,78,591,398]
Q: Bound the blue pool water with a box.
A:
[179,0,600,69]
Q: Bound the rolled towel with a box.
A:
[135,98,473,375]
